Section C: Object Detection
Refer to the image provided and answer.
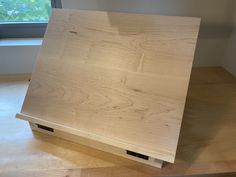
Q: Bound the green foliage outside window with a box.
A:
[0,0,51,22]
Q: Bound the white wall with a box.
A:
[0,39,41,74]
[0,0,235,74]
[0,45,39,74]
[223,6,236,77]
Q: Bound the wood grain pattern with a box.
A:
[1,67,236,176]
[17,9,200,163]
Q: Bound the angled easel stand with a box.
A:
[16,9,200,168]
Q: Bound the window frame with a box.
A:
[0,0,62,38]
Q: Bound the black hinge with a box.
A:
[126,150,149,160]
[36,124,54,132]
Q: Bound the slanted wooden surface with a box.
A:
[1,67,236,176]
[17,9,200,163]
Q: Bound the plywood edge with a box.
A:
[16,113,175,163]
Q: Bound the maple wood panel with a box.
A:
[17,9,200,163]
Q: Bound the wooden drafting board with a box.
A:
[16,9,200,167]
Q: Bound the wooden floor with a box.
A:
[0,67,236,177]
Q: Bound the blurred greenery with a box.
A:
[0,0,51,22]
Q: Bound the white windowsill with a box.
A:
[0,38,43,46]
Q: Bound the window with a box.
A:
[0,0,62,38]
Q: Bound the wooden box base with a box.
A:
[29,122,163,168]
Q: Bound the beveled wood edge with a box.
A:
[16,113,174,163]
